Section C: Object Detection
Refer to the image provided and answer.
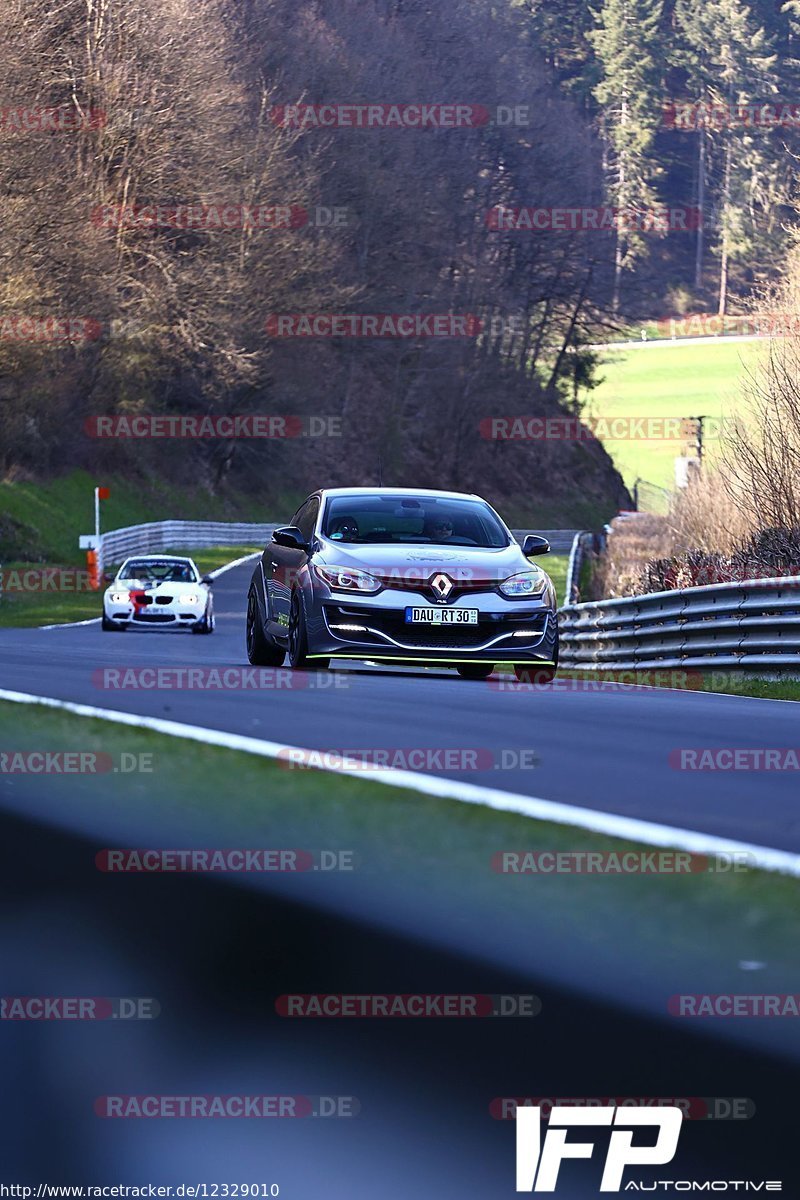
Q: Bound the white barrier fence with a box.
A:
[559,576,800,672]
[98,521,280,573]
[95,521,578,573]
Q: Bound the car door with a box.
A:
[264,496,319,635]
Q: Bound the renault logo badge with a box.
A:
[430,573,453,602]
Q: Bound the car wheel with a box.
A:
[101,615,124,632]
[246,587,285,665]
[456,664,494,680]
[192,604,214,635]
[288,591,329,670]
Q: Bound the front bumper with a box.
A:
[305,590,558,665]
[104,598,207,627]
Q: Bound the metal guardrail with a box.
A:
[559,576,800,672]
[97,521,579,572]
[99,521,279,572]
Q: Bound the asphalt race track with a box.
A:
[0,560,798,853]
[3,559,800,1193]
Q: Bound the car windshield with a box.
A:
[119,560,197,583]
[322,495,510,547]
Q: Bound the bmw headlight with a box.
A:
[315,565,381,594]
[109,590,130,604]
[179,592,199,604]
[499,571,546,598]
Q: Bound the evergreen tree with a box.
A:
[589,0,665,313]
[673,0,784,313]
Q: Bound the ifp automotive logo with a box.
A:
[516,1105,682,1192]
[515,1105,782,1192]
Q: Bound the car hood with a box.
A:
[109,578,198,591]
[316,541,544,585]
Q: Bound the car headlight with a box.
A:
[314,565,381,594]
[179,592,199,604]
[499,571,547,598]
[109,591,129,604]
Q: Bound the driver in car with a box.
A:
[329,516,360,541]
[424,515,454,541]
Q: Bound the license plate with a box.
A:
[404,607,479,625]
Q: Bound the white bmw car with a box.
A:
[102,555,215,633]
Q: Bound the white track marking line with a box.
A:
[1,686,798,878]
[38,617,101,630]
[207,552,260,579]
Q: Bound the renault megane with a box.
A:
[245,488,558,681]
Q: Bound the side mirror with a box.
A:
[102,572,114,583]
[272,525,308,552]
[522,534,550,556]
[201,575,213,586]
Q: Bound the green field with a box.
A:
[586,338,762,498]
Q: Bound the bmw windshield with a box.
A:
[321,494,510,547]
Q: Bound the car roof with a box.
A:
[315,488,482,501]
[120,555,196,564]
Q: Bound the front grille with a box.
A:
[371,574,499,603]
[133,612,175,623]
[327,607,548,649]
[382,621,491,648]
[130,592,173,606]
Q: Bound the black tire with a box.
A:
[101,615,125,631]
[246,587,285,665]
[288,591,329,670]
[456,663,495,680]
[192,603,215,635]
